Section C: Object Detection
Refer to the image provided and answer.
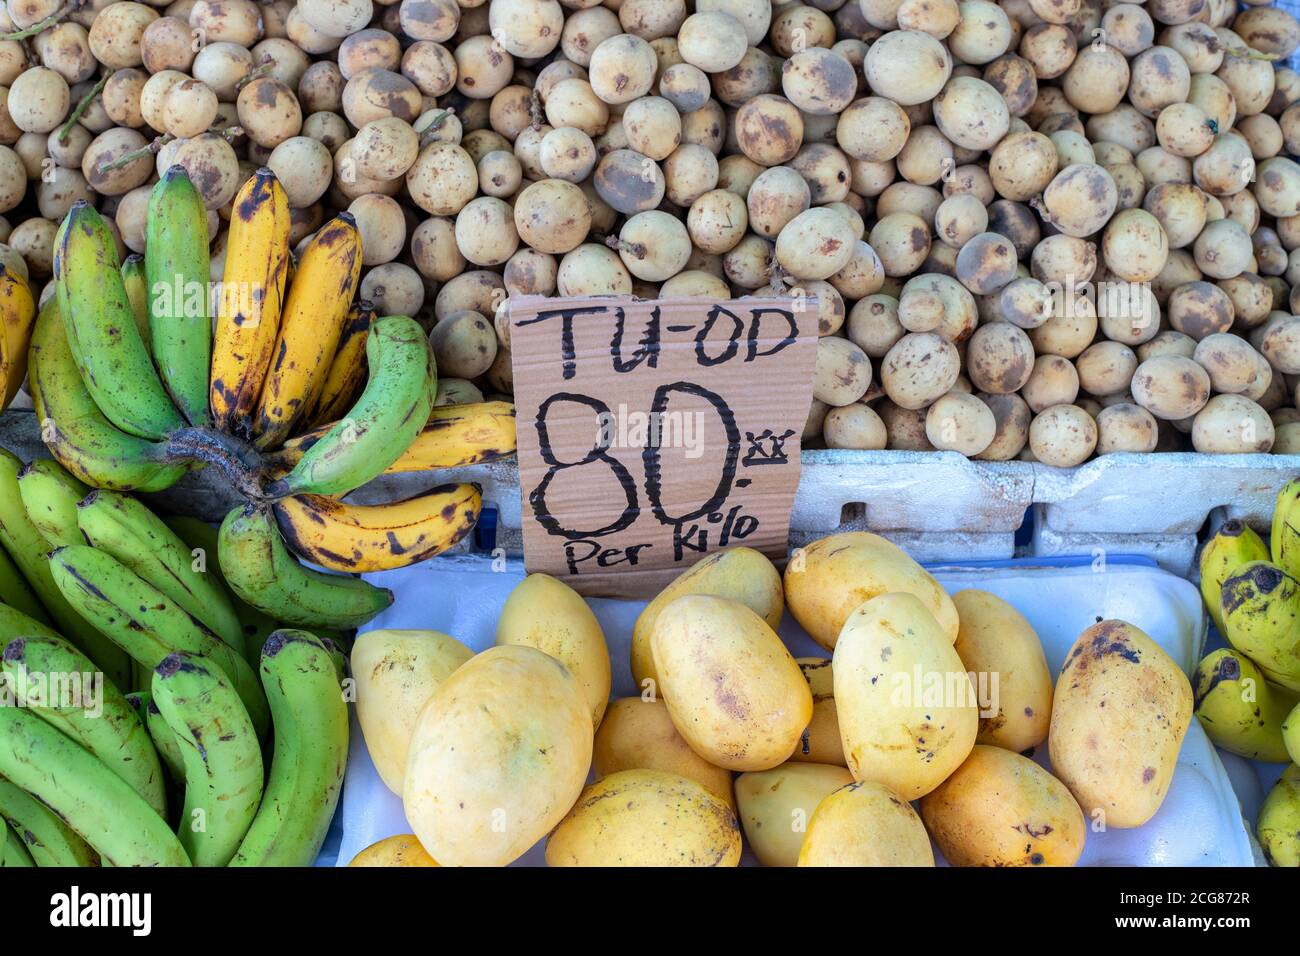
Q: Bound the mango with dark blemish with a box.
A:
[920,745,1085,867]
[1047,620,1192,829]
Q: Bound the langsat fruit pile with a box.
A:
[1,0,1300,469]
[1,1,1300,471]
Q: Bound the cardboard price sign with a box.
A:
[509,295,818,598]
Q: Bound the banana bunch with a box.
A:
[0,469,350,866]
[1195,484,1300,866]
[0,624,348,867]
[26,166,518,630]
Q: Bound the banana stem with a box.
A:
[1,0,78,40]
[58,72,108,144]
[97,125,242,177]
[765,255,788,293]
[529,90,544,130]
[163,427,270,501]
[419,109,455,147]
[97,135,173,176]
[1224,46,1280,62]
[234,63,275,92]
[604,234,646,259]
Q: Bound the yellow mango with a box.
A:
[833,592,978,799]
[652,595,812,771]
[593,697,735,809]
[403,645,593,866]
[952,589,1053,752]
[351,629,474,794]
[735,762,853,866]
[496,572,611,727]
[630,547,783,692]
[784,532,958,650]
[545,769,741,867]
[797,781,934,866]
[920,745,1086,866]
[1048,620,1193,829]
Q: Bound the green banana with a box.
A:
[218,504,392,629]
[0,602,60,644]
[3,633,167,815]
[164,514,281,668]
[121,254,150,347]
[1192,648,1299,762]
[231,630,348,866]
[1199,519,1270,633]
[0,449,132,690]
[1273,479,1300,581]
[54,201,185,441]
[16,458,90,547]
[0,544,49,625]
[27,298,188,492]
[1258,764,1300,867]
[152,651,263,867]
[47,545,269,738]
[0,777,99,867]
[2,824,34,866]
[0,705,190,866]
[1220,561,1300,688]
[142,694,185,787]
[146,166,211,427]
[76,490,244,654]
[265,315,436,498]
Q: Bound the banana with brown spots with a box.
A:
[273,482,482,573]
[209,167,290,437]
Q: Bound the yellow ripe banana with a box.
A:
[1258,764,1300,867]
[267,401,517,476]
[1193,648,1300,762]
[272,483,482,572]
[305,298,373,429]
[1221,561,1300,687]
[0,262,35,410]
[252,213,362,449]
[210,168,290,438]
[1199,519,1270,633]
[1273,479,1300,582]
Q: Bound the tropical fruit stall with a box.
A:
[0,0,1298,874]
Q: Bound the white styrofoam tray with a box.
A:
[333,554,1255,867]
